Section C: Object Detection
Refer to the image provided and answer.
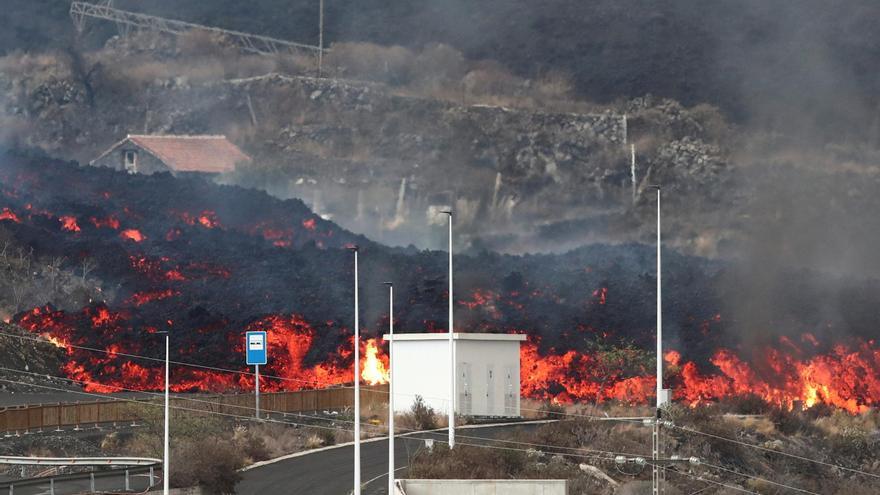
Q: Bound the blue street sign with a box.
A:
[246,331,267,365]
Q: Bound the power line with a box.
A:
[670,423,880,480]
[700,461,821,495]
[661,465,758,495]
[0,368,647,459]
[0,377,640,465]
[0,329,650,423]
[3,375,829,494]
[0,377,349,434]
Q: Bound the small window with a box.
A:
[123,150,138,173]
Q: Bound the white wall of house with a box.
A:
[383,333,525,417]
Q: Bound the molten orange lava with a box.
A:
[120,229,145,242]
[127,289,179,307]
[90,215,120,230]
[0,208,20,223]
[671,339,880,414]
[59,215,81,232]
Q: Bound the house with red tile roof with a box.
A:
[90,135,251,176]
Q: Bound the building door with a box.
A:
[459,362,472,416]
[486,364,495,416]
[504,366,517,415]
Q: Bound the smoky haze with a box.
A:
[3,0,880,348]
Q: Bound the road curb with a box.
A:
[241,419,557,472]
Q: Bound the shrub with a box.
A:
[232,426,271,462]
[538,400,566,419]
[768,408,818,436]
[408,395,438,430]
[412,43,466,88]
[534,71,574,100]
[717,394,771,415]
[172,438,244,494]
[324,42,415,85]
[462,61,523,99]
[408,443,529,479]
[317,427,337,446]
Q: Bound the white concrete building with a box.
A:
[382,333,526,417]
[397,479,567,495]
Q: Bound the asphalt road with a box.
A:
[237,422,547,495]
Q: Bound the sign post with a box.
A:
[246,331,267,419]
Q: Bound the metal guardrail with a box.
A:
[69,1,321,56]
[0,465,158,493]
[0,456,161,466]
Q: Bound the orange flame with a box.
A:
[361,338,390,385]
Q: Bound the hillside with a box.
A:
[0,149,878,412]
[4,0,880,140]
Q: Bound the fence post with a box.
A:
[125,469,130,491]
[49,478,54,495]
[149,466,155,486]
[90,472,95,492]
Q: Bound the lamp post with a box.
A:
[440,210,454,449]
[654,186,663,408]
[384,282,394,495]
[157,330,170,495]
[349,246,361,495]
[649,185,663,495]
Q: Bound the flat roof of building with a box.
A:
[382,333,527,342]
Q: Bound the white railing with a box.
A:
[0,455,161,466]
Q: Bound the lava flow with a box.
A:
[665,340,880,414]
[2,154,880,413]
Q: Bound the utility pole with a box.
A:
[318,0,324,77]
[652,186,663,495]
[385,282,395,495]
[350,246,361,495]
[441,210,455,449]
[162,331,170,495]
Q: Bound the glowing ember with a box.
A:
[120,229,145,242]
[0,208,21,223]
[127,289,179,307]
[59,215,81,232]
[89,215,120,230]
[302,218,316,231]
[593,287,607,305]
[43,334,70,351]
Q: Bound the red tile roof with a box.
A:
[128,135,250,173]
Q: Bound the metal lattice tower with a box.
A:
[69,1,322,59]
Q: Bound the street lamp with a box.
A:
[348,246,361,495]
[384,282,394,495]
[440,210,454,449]
[653,186,663,408]
[156,329,170,495]
[647,185,663,495]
